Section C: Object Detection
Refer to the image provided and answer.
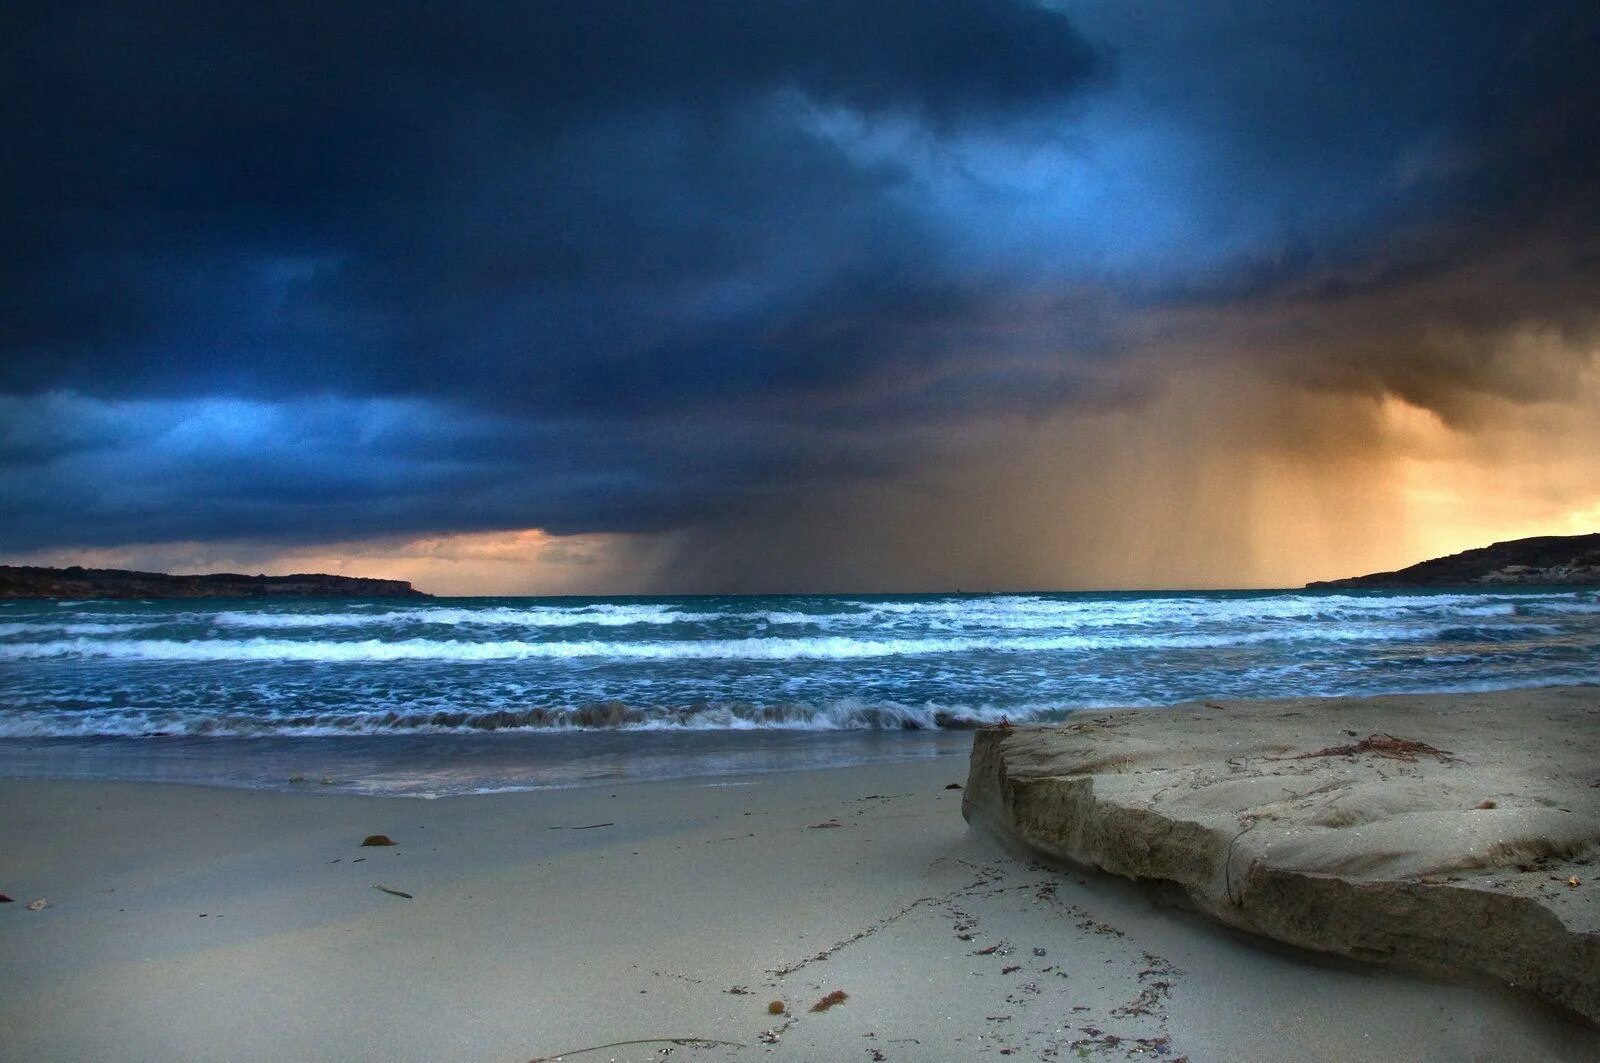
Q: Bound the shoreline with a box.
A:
[4,750,1598,1061]
[0,728,977,798]
[0,681,1594,799]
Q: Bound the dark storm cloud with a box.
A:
[2,0,1597,558]
[0,390,976,550]
[1,0,1097,397]
[1,0,1111,550]
[1067,2,1600,417]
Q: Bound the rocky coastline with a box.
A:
[0,564,429,600]
[1308,532,1600,588]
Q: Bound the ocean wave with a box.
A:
[6,590,1595,742]
[819,591,1597,632]
[1433,623,1567,642]
[1452,603,1519,617]
[209,603,722,630]
[0,621,1559,662]
[1523,601,1600,615]
[0,621,152,637]
[16,591,1590,643]
[8,676,1599,738]
[0,698,1062,737]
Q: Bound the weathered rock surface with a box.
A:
[1307,532,1600,588]
[0,564,430,599]
[963,687,1600,1022]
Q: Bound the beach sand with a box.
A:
[3,758,1597,1062]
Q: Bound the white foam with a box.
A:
[209,604,721,630]
[817,591,1595,633]
[0,619,1550,663]
[0,621,151,637]
[0,697,1061,737]
[8,675,1600,739]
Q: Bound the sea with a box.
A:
[1,588,1596,796]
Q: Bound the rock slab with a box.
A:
[962,687,1600,1022]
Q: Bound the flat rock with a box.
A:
[962,687,1600,1022]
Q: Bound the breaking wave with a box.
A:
[2,587,1596,738]
[209,603,721,629]
[0,621,1556,662]
[0,698,1040,737]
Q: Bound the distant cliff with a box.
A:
[0,565,430,600]
[1307,533,1600,589]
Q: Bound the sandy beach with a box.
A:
[3,753,1597,1062]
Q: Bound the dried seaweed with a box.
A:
[810,989,849,1012]
[1294,733,1453,763]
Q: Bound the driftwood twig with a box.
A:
[529,1036,745,1061]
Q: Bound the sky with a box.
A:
[3,1,1598,594]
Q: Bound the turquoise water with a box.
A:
[2,588,1597,737]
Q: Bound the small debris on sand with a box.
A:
[1076,918,1124,938]
[26,898,48,911]
[372,885,413,899]
[945,782,963,790]
[809,820,844,829]
[0,893,13,903]
[767,1000,785,1015]
[1476,800,1497,809]
[361,834,396,847]
[811,990,849,1012]
[529,1037,745,1061]
[1570,877,1581,888]
[726,986,751,995]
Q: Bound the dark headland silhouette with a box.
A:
[0,564,430,600]
[1307,532,1600,589]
